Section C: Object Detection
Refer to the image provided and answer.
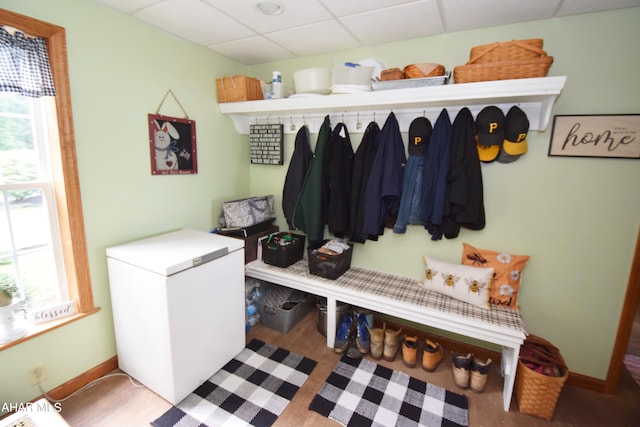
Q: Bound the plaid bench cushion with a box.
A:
[263,260,526,334]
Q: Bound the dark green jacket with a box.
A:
[292,115,331,245]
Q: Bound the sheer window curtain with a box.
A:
[0,26,56,97]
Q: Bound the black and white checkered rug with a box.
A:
[151,339,317,427]
[309,355,469,427]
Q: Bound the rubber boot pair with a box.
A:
[366,323,402,361]
[452,352,492,392]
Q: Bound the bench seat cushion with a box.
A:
[262,260,526,333]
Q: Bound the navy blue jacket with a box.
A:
[362,113,406,237]
[423,109,452,241]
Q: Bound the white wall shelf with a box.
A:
[219,76,567,134]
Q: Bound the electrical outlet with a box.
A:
[29,363,47,385]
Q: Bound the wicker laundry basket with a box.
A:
[516,335,568,421]
[469,39,545,63]
[453,38,553,83]
[216,75,263,103]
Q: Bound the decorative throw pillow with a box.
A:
[422,255,494,310]
[461,243,530,310]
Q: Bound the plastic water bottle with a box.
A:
[272,71,282,99]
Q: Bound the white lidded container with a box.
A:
[106,229,245,405]
[331,62,375,93]
[293,67,331,94]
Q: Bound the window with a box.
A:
[0,9,96,348]
[1,93,69,309]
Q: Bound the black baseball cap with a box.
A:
[496,106,529,164]
[475,106,505,162]
[408,116,432,156]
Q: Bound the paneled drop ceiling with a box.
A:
[97,0,640,65]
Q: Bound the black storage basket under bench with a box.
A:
[262,232,305,268]
[307,240,353,280]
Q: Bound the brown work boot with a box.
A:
[401,335,418,368]
[366,323,385,360]
[383,325,403,362]
[452,352,473,389]
[421,339,443,372]
[470,357,492,393]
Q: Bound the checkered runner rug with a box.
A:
[151,339,317,427]
[258,260,526,333]
[309,355,469,427]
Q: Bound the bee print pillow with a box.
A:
[422,255,494,310]
[461,243,530,310]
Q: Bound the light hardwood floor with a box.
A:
[57,309,640,426]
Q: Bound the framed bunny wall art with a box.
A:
[148,114,198,175]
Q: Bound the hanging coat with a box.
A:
[393,116,434,233]
[442,108,485,238]
[323,123,354,238]
[362,113,406,237]
[422,109,452,241]
[350,121,380,243]
[292,115,331,245]
[282,125,313,229]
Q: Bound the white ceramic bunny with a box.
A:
[153,120,180,170]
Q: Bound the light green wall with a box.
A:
[248,9,640,380]
[1,1,638,409]
[1,0,247,409]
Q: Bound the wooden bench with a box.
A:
[245,259,527,412]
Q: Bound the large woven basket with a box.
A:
[453,56,553,83]
[469,39,545,63]
[516,336,568,421]
[454,38,553,83]
[216,75,263,103]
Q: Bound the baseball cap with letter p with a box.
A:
[475,106,504,162]
[496,106,529,164]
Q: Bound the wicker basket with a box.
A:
[216,75,263,103]
[469,39,545,63]
[380,68,405,81]
[516,336,568,421]
[453,56,553,83]
[404,63,445,79]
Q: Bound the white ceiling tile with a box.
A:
[442,0,561,32]
[97,0,637,64]
[556,0,640,16]
[266,20,361,57]
[133,0,255,45]
[340,1,443,45]
[318,0,418,17]
[204,0,332,33]
[96,0,159,13]
[211,36,296,65]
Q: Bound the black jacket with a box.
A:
[350,121,380,243]
[282,126,313,229]
[323,123,354,237]
[442,107,485,238]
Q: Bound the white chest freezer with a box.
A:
[106,229,245,404]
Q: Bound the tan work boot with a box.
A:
[470,357,492,393]
[383,325,403,362]
[402,335,418,368]
[366,323,385,360]
[421,339,443,372]
[452,352,473,389]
